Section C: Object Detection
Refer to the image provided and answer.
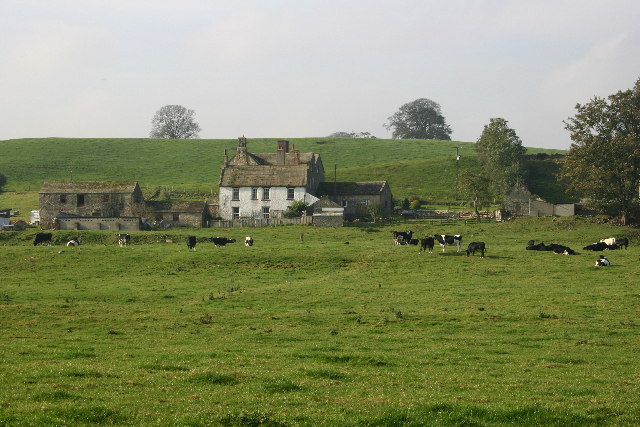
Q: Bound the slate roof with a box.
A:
[40,181,139,194]
[315,181,389,196]
[220,165,310,187]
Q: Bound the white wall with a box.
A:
[219,186,317,220]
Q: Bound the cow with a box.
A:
[33,233,52,246]
[211,237,236,247]
[466,242,486,258]
[526,240,548,251]
[245,236,254,247]
[600,237,629,249]
[186,236,197,250]
[419,237,435,254]
[595,255,610,267]
[66,238,80,246]
[117,234,131,247]
[583,242,609,251]
[392,231,413,246]
[434,234,462,253]
[600,237,617,247]
[408,239,420,245]
[527,240,576,255]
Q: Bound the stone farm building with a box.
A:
[218,137,324,220]
[316,181,393,220]
[38,181,207,230]
[217,137,393,221]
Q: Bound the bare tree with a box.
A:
[150,105,201,139]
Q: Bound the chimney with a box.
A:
[277,140,289,153]
[223,149,228,165]
[276,140,289,165]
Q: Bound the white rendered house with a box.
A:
[218,137,323,220]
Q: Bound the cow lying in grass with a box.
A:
[595,255,610,266]
[526,240,576,255]
[211,237,236,247]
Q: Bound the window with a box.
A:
[172,214,180,222]
[232,187,240,201]
[251,187,258,200]
[262,187,270,200]
[60,194,67,204]
[232,207,240,219]
[342,200,348,207]
[77,194,85,207]
[363,199,370,206]
[287,187,295,200]
[262,207,270,219]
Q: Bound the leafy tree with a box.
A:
[384,98,452,140]
[475,118,526,199]
[458,169,493,221]
[401,198,411,210]
[560,77,640,224]
[283,201,309,218]
[150,105,201,139]
[409,199,421,210]
[366,202,385,222]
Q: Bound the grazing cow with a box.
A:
[434,234,462,253]
[211,237,236,247]
[602,237,629,249]
[186,236,197,250]
[33,233,52,246]
[583,242,609,251]
[419,237,435,254]
[117,234,131,247]
[245,236,254,247]
[595,255,610,267]
[466,242,486,258]
[66,238,80,246]
[392,231,413,246]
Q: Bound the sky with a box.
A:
[1,0,639,149]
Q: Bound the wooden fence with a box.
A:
[208,216,313,228]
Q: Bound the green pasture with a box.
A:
[1,217,639,425]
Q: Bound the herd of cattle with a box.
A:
[31,231,630,267]
[392,231,630,266]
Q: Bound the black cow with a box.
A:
[245,236,254,246]
[615,238,629,249]
[408,239,420,245]
[392,231,413,246]
[526,240,548,251]
[466,242,486,258]
[211,237,236,247]
[187,236,197,250]
[434,234,462,252]
[117,234,130,247]
[583,242,609,251]
[33,233,52,246]
[419,237,434,254]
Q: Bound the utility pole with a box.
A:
[454,147,461,200]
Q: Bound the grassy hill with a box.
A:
[0,137,569,216]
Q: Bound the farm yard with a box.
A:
[1,217,639,425]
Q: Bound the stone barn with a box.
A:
[39,181,145,229]
[315,181,393,220]
[144,200,207,228]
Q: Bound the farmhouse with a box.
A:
[218,137,324,220]
[315,181,393,220]
[39,181,145,229]
[504,182,575,217]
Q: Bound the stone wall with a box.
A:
[56,217,141,231]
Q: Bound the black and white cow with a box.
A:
[117,233,131,247]
[466,242,486,258]
[595,255,610,267]
[211,237,236,247]
[419,237,435,254]
[66,238,80,246]
[600,237,628,250]
[245,236,254,246]
[527,240,575,255]
[526,240,547,251]
[186,236,197,250]
[392,231,413,246]
[33,233,52,246]
[434,234,462,253]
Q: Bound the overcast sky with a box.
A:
[1,0,638,149]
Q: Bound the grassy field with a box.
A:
[0,137,569,220]
[1,217,639,425]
